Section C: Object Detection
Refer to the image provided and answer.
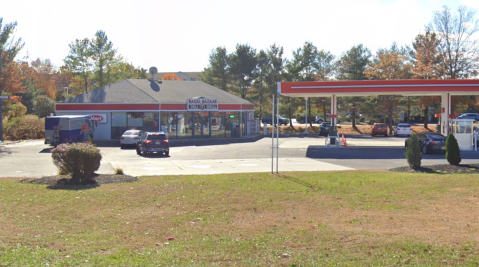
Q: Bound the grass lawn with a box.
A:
[1,171,479,266]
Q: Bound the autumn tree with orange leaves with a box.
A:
[365,43,412,133]
[162,73,182,81]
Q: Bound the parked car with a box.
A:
[315,116,325,123]
[319,122,332,136]
[261,115,290,125]
[372,123,388,137]
[405,133,446,154]
[296,115,317,124]
[458,113,479,122]
[120,129,142,148]
[394,123,412,137]
[136,132,170,156]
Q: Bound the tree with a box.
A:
[90,30,118,88]
[201,47,230,91]
[432,5,479,79]
[365,43,412,133]
[0,18,24,141]
[410,29,443,79]
[0,18,24,79]
[229,44,257,99]
[64,38,92,93]
[405,134,422,169]
[445,133,461,165]
[315,49,336,81]
[263,44,285,120]
[337,44,371,128]
[251,50,269,119]
[33,95,55,118]
[162,73,182,81]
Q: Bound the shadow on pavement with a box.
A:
[306,146,479,160]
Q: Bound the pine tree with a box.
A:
[445,134,461,165]
[405,134,422,169]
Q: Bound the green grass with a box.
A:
[1,170,479,266]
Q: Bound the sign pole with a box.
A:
[271,94,274,174]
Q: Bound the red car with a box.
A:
[372,123,388,137]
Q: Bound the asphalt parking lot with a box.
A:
[1,135,479,178]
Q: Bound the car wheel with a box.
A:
[137,146,146,156]
[318,119,323,124]
[121,144,124,149]
[136,146,141,155]
[385,133,388,137]
[164,151,169,156]
[421,145,428,154]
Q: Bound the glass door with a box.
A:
[193,112,210,138]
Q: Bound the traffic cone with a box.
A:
[342,134,347,147]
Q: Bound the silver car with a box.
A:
[120,130,143,148]
[394,123,412,137]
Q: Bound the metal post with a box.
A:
[276,93,279,174]
[271,94,274,174]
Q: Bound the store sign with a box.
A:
[88,114,108,124]
[187,98,218,111]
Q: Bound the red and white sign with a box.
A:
[187,98,218,111]
[88,114,107,124]
[448,114,459,119]
[328,114,338,118]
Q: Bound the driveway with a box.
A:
[1,136,479,178]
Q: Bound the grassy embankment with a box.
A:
[1,171,478,266]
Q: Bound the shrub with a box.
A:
[3,115,45,141]
[51,142,102,182]
[114,167,124,175]
[445,134,461,165]
[405,133,422,169]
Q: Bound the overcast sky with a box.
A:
[3,0,478,72]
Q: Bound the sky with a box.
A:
[2,0,479,73]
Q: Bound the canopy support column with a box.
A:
[441,92,451,136]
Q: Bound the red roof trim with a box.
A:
[280,79,479,95]
[56,103,253,111]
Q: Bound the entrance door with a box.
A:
[193,112,210,137]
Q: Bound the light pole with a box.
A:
[304,97,309,133]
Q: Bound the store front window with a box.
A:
[111,112,159,139]
[111,110,247,140]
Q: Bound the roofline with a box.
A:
[279,79,479,97]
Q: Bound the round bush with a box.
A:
[51,142,102,182]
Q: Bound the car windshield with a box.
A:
[426,134,446,140]
[124,130,139,135]
[375,124,386,127]
[321,123,331,127]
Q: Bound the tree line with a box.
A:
[1,5,479,140]
[201,5,479,129]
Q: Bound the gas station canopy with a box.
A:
[277,79,479,136]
